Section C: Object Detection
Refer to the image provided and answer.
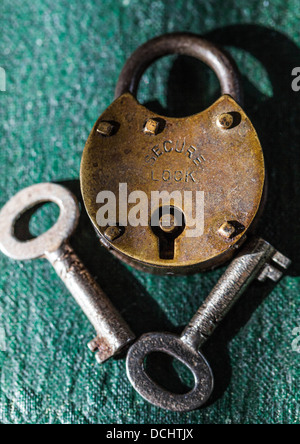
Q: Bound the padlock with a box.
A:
[80,33,265,275]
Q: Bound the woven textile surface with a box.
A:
[0,0,299,424]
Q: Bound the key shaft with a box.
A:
[45,243,134,363]
[181,237,290,350]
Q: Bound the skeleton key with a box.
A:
[126,237,291,411]
[0,183,135,363]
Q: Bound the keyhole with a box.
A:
[151,206,185,260]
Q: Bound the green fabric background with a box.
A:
[0,0,299,424]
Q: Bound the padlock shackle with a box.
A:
[115,32,243,105]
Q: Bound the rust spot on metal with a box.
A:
[217,113,234,129]
[104,226,124,242]
[218,221,236,238]
[143,118,161,135]
[96,121,115,137]
[88,336,114,363]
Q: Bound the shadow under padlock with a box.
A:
[204,25,300,276]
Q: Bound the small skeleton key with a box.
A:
[126,237,291,411]
[0,183,135,363]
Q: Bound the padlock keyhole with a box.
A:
[151,206,185,260]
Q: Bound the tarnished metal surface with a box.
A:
[45,243,135,363]
[126,237,291,411]
[81,34,259,275]
[0,183,135,363]
[126,332,213,412]
[81,93,265,274]
[114,32,243,104]
[0,183,79,260]
[180,237,291,350]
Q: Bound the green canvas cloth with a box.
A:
[0,0,299,424]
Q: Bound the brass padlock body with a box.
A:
[80,92,265,274]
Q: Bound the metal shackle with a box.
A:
[114,32,243,105]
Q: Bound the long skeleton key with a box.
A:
[0,183,135,363]
[126,237,291,411]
